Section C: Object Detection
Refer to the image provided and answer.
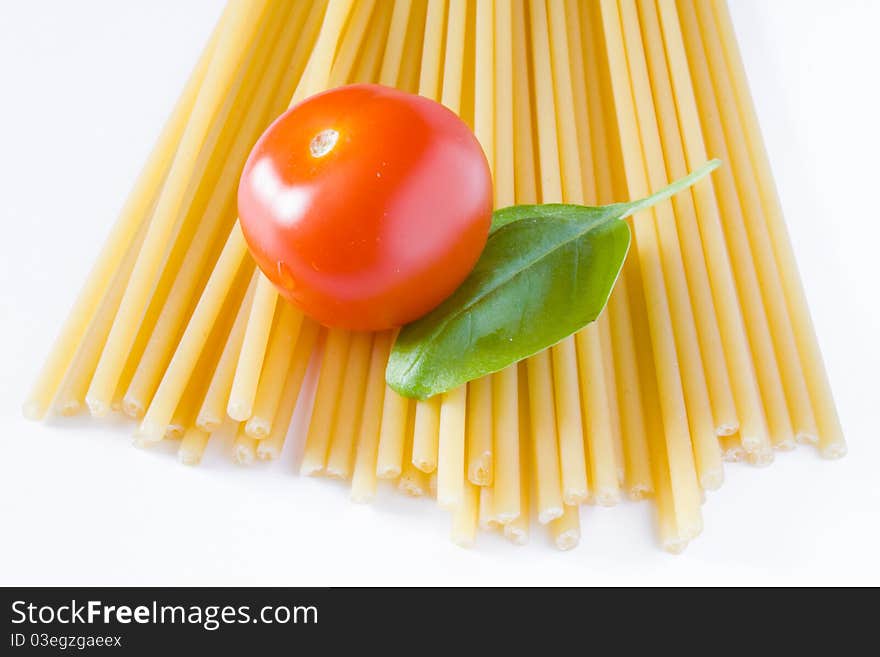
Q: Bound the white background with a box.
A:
[1,0,878,586]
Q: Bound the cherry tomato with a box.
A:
[237,83,493,331]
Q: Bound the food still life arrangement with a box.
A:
[25,0,845,553]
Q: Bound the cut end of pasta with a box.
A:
[413,458,436,474]
[134,420,166,445]
[775,436,797,451]
[626,484,652,501]
[554,529,580,551]
[121,396,145,419]
[85,395,110,418]
[700,468,724,491]
[593,488,622,507]
[663,538,689,555]
[256,445,279,461]
[504,525,529,546]
[165,425,185,441]
[538,507,563,525]
[820,440,848,460]
[563,488,590,507]
[56,399,82,417]
[480,517,502,531]
[795,431,818,447]
[716,422,738,437]
[721,443,746,462]
[376,465,402,480]
[398,478,427,496]
[739,434,763,454]
[233,444,255,466]
[747,448,775,467]
[245,418,271,439]
[195,415,221,434]
[178,449,203,466]
[494,510,520,525]
[467,454,493,486]
[22,399,46,421]
[299,459,325,477]
[227,399,252,423]
[325,467,351,481]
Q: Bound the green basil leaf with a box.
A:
[387,160,721,400]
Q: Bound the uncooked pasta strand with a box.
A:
[630,0,738,438]
[397,0,430,93]
[709,0,844,457]
[436,385,467,509]
[86,0,274,417]
[654,0,770,455]
[54,215,150,416]
[125,1,304,418]
[627,219,698,551]
[379,0,414,86]
[478,485,500,531]
[451,479,480,547]
[719,433,746,463]
[399,409,431,496]
[232,422,257,465]
[22,10,225,421]
[137,225,250,442]
[579,0,652,500]
[376,381,410,479]
[141,0,333,441]
[464,0,495,490]
[434,0,469,511]
[550,504,581,551]
[693,0,820,447]
[490,0,521,528]
[597,0,702,536]
[504,362,531,545]
[351,331,393,502]
[179,427,212,466]
[512,0,562,526]
[257,321,321,461]
[466,376,493,485]
[407,0,448,478]
[195,273,257,432]
[229,0,355,426]
[118,4,286,420]
[300,328,352,475]
[675,0,789,455]
[319,0,401,474]
[412,397,441,473]
[618,0,722,490]
[165,275,242,439]
[245,302,304,438]
[326,332,373,479]
[328,0,377,87]
[538,0,596,506]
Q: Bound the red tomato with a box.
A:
[237,83,493,331]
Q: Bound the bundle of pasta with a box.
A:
[26,0,844,553]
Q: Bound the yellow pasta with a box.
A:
[351,331,393,502]
[245,303,304,438]
[598,0,703,533]
[300,328,352,476]
[257,321,321,461]
[87,0,275,417]
[32,0,845,554]
[708,0,845,458]
[325,332,373,479]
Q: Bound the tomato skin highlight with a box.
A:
[237,84,493,331]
